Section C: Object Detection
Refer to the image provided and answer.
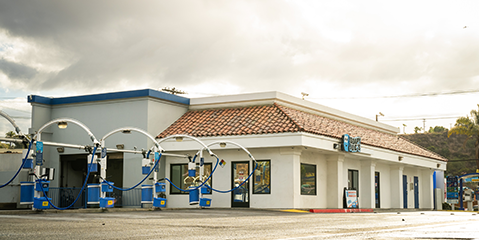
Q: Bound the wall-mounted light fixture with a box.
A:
[116,144,125,150]
[333,143,340,150]
[56,147,64,153]
[437,163,441,168]
[220,142,226,148]
[121,129,131,134]
[57,121,68,129]
[398,156,403,161]
[175,137,183,142]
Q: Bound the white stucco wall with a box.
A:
[29,97,188,193]
[375,163,392,208]
[0,152,30,208]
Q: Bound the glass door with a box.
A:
[231,161,249,208]
[375,172,380,208]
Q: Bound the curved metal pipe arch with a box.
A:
[0,110,25,137]
[156,134,215,157]
[101,127,163,152]
[35,118,99,145]
[197,140,256,162]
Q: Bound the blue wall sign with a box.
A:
[342,134,361,153]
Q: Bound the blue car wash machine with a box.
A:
[11,117,254,211]
[16,120,174,211]
[19,142,54,210]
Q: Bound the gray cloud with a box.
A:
[0,1,478,95]
[0,58,37,80]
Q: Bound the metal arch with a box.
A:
[197,140,256,162]
[458,173,479,180]
[0,110,25,136]
[156,134,215,156]
[101,127,163,152]
[35,118,99,145]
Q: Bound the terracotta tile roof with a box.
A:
[158,103,447,162]
[157,105,300,137]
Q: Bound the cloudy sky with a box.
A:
[1,0,479,135]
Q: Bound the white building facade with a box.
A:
[25,89,446,209]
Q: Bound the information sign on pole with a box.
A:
[446,176,459,204]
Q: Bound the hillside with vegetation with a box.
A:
[402,128,476,177]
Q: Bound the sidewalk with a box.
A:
[0,207,442,215]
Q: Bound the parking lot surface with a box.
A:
[0,209,478,239]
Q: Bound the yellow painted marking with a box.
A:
[206,201,210,205]
[161,201,165,205]
[108,200,113,205]
[281,209,309,213]
[42,201,48,207]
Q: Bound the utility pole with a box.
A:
[376,112,384,122]
[161,87,187,95]
[301,92,309,100]
[423,119,426,133]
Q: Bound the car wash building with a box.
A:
[27,89,447,209]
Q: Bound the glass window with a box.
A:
[170,163,212,194]
[348,169,359,194]
[253,160,271,194]
[301,163,316,195]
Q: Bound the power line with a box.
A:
[310,89,479,100]
[381,116,462,122]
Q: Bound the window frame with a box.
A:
[348,169,359,195]
[169,163,213,195]
[253,160,271,194]
[300,163,317,196]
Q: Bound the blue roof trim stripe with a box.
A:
[28,95,53,105]
[27,89,190,105]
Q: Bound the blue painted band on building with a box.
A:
[28,89,190,106]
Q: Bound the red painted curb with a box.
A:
[309,209,374,213]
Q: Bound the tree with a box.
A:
[428,126,448,133]
[5,131,15,138]
[4,131,22,149]
[414,126,422,133]
[448,104,479,171]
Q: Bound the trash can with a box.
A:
[20,182,34,204]
[189,186,199,205]
[87,184,100,204]
[141,185,153,203]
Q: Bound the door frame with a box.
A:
[403,175,408,208]
[414,176,419,209]
[375,172,380,208]
[231,161,250,208]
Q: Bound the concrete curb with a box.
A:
[309,208,373,213]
